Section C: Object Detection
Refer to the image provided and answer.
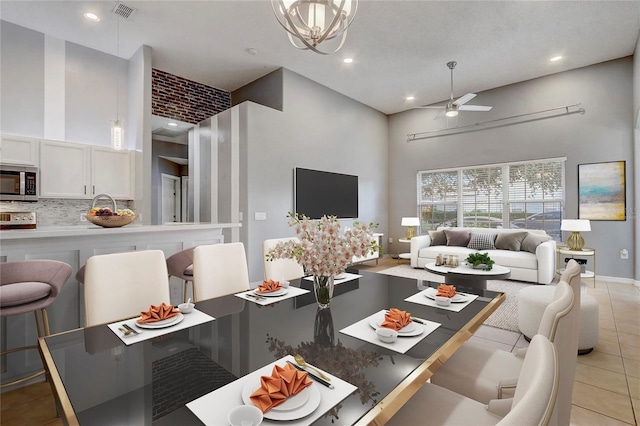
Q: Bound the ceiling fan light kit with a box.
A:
[271,0,358,55]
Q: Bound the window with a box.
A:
[417,158,565,240]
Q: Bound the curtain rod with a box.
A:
[407,103,585,142]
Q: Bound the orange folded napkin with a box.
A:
[250,363,312,413]
[136,302,179,324]
[436,284,457,298]
[256,279,283,293]
[381,308,412,331]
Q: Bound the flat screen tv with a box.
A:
[294,168,358,219]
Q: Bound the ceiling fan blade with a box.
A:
[453,93,476,106]
[415,105,445,109]
[433,110,446,120]
[458,105,493,111]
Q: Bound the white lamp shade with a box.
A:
[401,217,420,227]
[561,219,591,232]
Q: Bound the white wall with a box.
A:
[389,58,635,280]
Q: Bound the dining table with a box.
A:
[38,269,505,426]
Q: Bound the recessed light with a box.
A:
[167,122,178,127]
[84,12,100,22]
[343,58,353,64]
[406,96,415,101]
[550,56,563,62]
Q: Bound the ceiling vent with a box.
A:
[112,2,136,19]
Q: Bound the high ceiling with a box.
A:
[2,1,639,115]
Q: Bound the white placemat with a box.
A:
[235,286,310,305]
[339,309,441,354]
[107,308,215,345]
[303,272,362,285]
[186,354,357,425]
[405,288,479,312]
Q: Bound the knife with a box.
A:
[122,323,140,335]
[286,360,334,389]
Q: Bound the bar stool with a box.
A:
[166,248,195,303]
[0,259,72,388]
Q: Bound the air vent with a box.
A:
[112,2,136,19]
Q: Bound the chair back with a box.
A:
[84,250,170,327]
[498,334,558,426]
[166,247,195,279]
[193,242,250,301]
[262,238,304,281]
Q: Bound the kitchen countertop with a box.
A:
[0,222,241,240]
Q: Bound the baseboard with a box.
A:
[597,275,637,285]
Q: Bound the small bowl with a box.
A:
[228,405,263,426]
[178,302,195,314]
[280,280,290,288]
[434,296,451,307]
[376,327,398,343]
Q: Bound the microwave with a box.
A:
[0,165,38,201]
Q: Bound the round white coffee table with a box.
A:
[424,262,511,289]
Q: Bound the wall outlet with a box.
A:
[255,212,267,221]
[620,249,629,259]
[80,213,87,222]
[389,237,393,243]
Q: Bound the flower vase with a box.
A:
[313,275,334,308]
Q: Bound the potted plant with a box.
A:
[465,252,495,270]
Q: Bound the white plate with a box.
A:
[135,312,184,329]
[368,312,423,337]
[334,273,348,280]
[241,376,321,421]
[254,287,288,297]
[423,287,469,303]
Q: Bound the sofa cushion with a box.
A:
[495,232,528,251]
[485,250,538,270]
[429,230,447,246]
[444,229,471,247]
[521,233,552,254]
[467,232,497,250]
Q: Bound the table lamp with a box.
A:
[560,219,591,251]
[401,217,420,239]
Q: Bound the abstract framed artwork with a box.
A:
[578,161,626,221]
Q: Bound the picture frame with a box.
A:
[578,161,626,221]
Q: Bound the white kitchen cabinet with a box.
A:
[0,135,39,165]
[39,140,134,199]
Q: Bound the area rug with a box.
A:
[376,264,535,332]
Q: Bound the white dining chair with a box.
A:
[430,260,580,425]
[192,242,250,301]
[262,237,304,281]
[387,334,558,426]
[83,250,171,327]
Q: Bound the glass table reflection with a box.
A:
[39,270,504,425]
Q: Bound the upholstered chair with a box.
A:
[0,259,72,388]
[430,260,581,425]
[387,334,558,426]
[262,237,304,281]
[166,247,195,302]
[83,250,171,327]
[192,242,250,301]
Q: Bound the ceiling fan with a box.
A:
[419,61,493,119]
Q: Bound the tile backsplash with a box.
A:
[0,199,135,227]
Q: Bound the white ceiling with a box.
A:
[2,1,639,115]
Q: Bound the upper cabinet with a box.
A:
[0,135,39,165]
[40,140,134,200]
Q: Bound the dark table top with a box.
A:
[40,269,504,425]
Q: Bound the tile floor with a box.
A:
[1,258,638,425]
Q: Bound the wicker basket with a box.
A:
[87,193,137,228]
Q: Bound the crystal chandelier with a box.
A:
[271,0,358,55]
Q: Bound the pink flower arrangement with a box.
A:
[266,212,378,277]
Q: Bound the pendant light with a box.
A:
[271,0,358,55]
[111,14,123,150]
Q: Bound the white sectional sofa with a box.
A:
[410,227,556,284]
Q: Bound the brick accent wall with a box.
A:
[152,69,231,124]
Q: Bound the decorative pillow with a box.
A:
[444,229,471,247]
[429,230,447,246]
[495,232,528,251]
[467,233,497,250]
[520,233,552,254]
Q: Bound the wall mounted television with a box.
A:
[294,168,358,219]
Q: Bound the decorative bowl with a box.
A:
[228,405,263,426]
[376,327,398,343]
[178,302,195,314]
[434,296,452,307]
[87,214,137,228]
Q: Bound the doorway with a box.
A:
[161,173,181,223]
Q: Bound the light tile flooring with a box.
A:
[2,257,639,425]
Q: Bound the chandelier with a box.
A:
[271,0,358,55]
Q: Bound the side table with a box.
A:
[397,238,412,264]
[556,246,596,287]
